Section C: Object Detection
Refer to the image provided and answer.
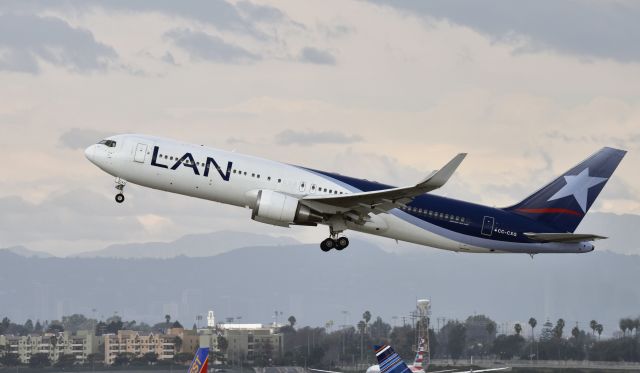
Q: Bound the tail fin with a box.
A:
[374,345,411,373]
[188,347,209,373]
[506,147,626,232]
[412,338,428,371]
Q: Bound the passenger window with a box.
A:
[251,173,255,177]
[244,172,247,175]
[278,178,281,183]
[257,174,260,179]
[267,176,271,181]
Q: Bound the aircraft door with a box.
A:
[134,143,148,163]
[481,216,494,236]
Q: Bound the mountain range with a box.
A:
[1,232,638,338]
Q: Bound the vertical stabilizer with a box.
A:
[506,147,626,232]
[188,347,209,373]
[374,345,411,373]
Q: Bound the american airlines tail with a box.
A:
[505,147,626,232]
[188,347,209,373]
[375,344,412,373]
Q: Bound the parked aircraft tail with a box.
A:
[188,347,209,373]
[505,147,626,232]
[374,344,412,373]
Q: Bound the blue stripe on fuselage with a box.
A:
[297,166,564,244]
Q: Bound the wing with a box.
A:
[524,232,606,243]
[301,153,466,216]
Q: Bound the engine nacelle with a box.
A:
[251,190,322,227]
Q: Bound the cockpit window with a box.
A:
[98,140,117,147]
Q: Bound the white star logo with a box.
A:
[547,168,607,212]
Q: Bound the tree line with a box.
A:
[275,313,640,367]
[1,312,640,368]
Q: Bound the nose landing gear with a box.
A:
[114,177,127,204]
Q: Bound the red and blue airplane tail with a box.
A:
[506,147,626,232]
[374,344,411,373]
[188,347,209,373]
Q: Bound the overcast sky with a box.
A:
[1,0,639,256]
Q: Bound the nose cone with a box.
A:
[85,144,96,163]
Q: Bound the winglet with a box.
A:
[418,153,467,188]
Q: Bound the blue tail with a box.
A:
[188,347,209,373]
[374,345,411,373]
[506,147,626,232]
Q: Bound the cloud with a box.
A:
[59,128,113,150]
[369,0,640,62]
[164,29,259,63]
[298,47,336,65]
[0,0,288,40]
[0,14,117,74]
[161,51,178,65]
[0,191,145,244]
[275,129,362,146]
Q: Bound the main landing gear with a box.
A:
[114,177,126,204]
[320,236,349,252]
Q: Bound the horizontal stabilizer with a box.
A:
[524,232,606,243]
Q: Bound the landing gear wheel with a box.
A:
[114,177,127,204]
[336,237,349,250]
[320,238,335,252]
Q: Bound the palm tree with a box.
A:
[165,314,171,325]
[619,318,628,337]
[287,315,296,328]
[528,318,537,341]
[358,320,366,363]
[514,323,522,336]
[363,311,371,325]
[635,318,640,338]
[595,324,603,339]
[590,320,597,337]
[528,317,537,361]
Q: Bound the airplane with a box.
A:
[188,347,209,373]
[85,134,626,253]
[309,343,508,373]
[372,344,508,373]
[368,337,429,373]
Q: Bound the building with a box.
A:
[198,328,219,355]
[167,327,200,354]
[103,330,176,365]
[219,324,282,365]
[0,331,98,364]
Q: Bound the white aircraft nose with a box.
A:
[84,144,96,163]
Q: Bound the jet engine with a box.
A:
[251,190,323,227]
